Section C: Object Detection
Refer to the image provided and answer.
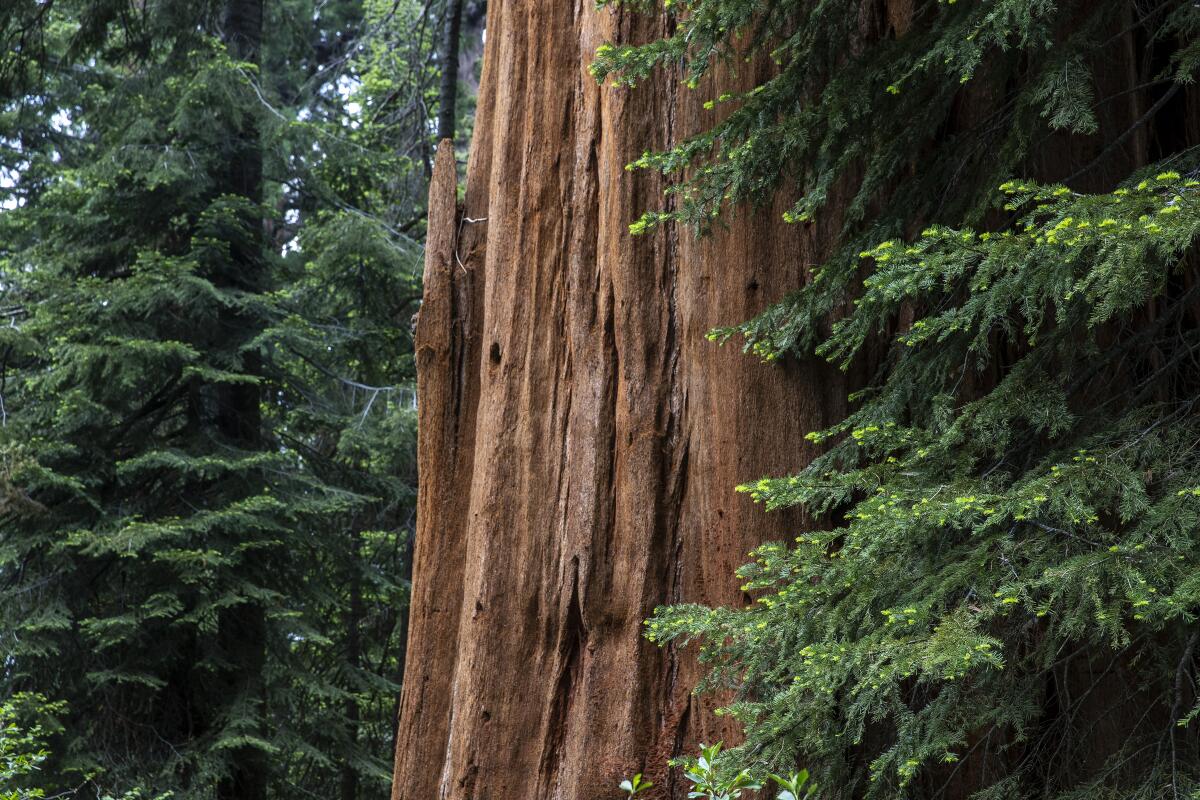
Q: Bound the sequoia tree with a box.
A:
[395,1,1200,799]
[393,5,853,799]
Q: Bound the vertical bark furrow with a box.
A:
[538,561,587,795]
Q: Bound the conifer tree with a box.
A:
[591,0,1200,797]
[0,0,433,797]
[0,0,289,792]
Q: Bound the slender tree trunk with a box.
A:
[213,2,267,799]
[436,0,463,142]
[391,2,851,797]
[342,531,364,800]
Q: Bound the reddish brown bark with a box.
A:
[392,2,1187,798]
[392,2,849,798]
[393,0,1200,796]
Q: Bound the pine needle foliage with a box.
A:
[598,0,1200,798]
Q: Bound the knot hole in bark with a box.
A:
[489,341,502,364]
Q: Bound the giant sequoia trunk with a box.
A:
[392,3,853,799]
[392,1,1185,798]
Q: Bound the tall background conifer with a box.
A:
[0,0,478,796]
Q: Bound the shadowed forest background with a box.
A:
[9,2,1200,800]
[0,0,481,797]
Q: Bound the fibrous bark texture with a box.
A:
[393,0,1186,798]
[392,3,851,798]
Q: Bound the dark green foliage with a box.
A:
[600,1,1200,798]
[0,0,438,797]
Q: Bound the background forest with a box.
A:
[0,0,480,798]
[9,1,1200,800]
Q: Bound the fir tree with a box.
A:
[0,0,434,797]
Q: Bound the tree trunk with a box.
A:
[342,530,364,800]
[436,0,463,142]
[213,2,267,799]
[393,0,1187,797]
[391,2,852,797]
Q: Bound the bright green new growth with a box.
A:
[620,743,812,800]
[598,0,1200,797]
[1,697,168,800]
[677,743,812,800]
[1,695,51,800]
[651,171,1200,796]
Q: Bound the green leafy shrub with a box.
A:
[1,695,58,800]
[622,744,811,800]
